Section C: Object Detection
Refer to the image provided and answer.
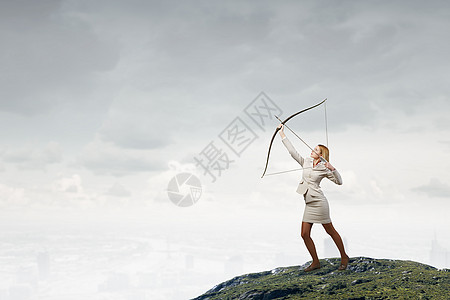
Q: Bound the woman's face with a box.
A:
[310,145,321,159]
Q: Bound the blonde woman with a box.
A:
[278,123,349,271]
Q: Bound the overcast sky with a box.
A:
[1,1,449,297]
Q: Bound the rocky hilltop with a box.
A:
[192,257,449,299]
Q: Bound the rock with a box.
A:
[192,257,450,300]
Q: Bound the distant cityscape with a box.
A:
[0,230,448,300]
[430,235,449,269]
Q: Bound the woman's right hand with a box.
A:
[278,124,286,138]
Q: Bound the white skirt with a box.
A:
[302,192,331,224]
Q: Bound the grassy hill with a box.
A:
[192,257,449,299]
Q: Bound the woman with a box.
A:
[278,123,349,271]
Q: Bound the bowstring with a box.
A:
[324,100,329,148]
[267,99,329,176]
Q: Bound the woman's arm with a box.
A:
[278,124,304,166]
[326,166,343,185]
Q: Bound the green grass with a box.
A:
[192,257,449,300]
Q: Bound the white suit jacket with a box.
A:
[282,136,342,202]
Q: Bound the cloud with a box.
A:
[53,174,83,194]
[439,140,450,153]
[78,138,166,176]
[0,0,119,115]
[0,0,449,214]
[105,183,131,197]
[98,95,172,150]
[1,141,62,170]
[412,178,450,198]
[1,0,449,126]
[0,183,26,207]
[67,0,450,139]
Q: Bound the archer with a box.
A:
[278,123,349,272]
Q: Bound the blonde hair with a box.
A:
[318,144,329,162]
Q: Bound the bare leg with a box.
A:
[322,222,349,269]
[301,222,320,271]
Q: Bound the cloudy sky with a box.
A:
[1,0,449,298]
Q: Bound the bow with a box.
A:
[261,98,327,178]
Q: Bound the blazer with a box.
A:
[282,136,342,202]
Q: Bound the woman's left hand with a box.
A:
[325,161,335,171]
